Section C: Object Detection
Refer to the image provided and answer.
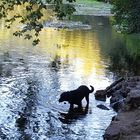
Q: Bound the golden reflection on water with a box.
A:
[0,16,117,140]
[0,17,111,89]
[39,28,104,77]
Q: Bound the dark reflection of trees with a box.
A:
[3,52,11,62]
[0,52,12,77]
[0,63,2,77]
[92,16,140,77]
[0,51,28,78]
[59,107,88,124]
[16,79,39,140]
[73,15,140,78]
[0,128,6,139]
[49,55,61,71]
[107,36,140,77]
[49,46,70,71]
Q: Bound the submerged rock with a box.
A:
[95,90,107,101]
[95,78,124,103]
[97,104,109,110]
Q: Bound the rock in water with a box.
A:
[95,90,107,101]
[97,104,109,110]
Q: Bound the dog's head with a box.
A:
[59,92,69,102]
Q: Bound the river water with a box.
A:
[0,15,140,140]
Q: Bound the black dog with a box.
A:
[59,85,94,110]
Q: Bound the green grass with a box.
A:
[75,0,102,5]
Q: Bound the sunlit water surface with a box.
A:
[0,15,140,140]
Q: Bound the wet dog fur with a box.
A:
[59,85,94,110]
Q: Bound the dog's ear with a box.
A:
[59,92,67,102]
[61,92,69,101]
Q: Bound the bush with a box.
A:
[112,0,140,33]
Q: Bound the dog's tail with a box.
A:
[89,85,94,93]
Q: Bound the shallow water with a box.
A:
[0,15,140,140]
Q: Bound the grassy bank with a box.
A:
[75,0,103,5]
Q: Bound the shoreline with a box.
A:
[44,2,112,29]
[95,76,140,140]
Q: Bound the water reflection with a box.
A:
[107,34,140,77]
[0,15,140,140]
[74,16,140,78]
[59,107,88,124]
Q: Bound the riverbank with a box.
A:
[95,76,140,140]
[44,1,112,29]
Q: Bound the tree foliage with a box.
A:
[112,0,140,33]
[0,0,76,45]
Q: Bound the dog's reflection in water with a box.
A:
[59,107,89,124]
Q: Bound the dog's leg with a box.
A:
[78,102,82,110]
[85,95,89,109]
[69,104,74,110]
